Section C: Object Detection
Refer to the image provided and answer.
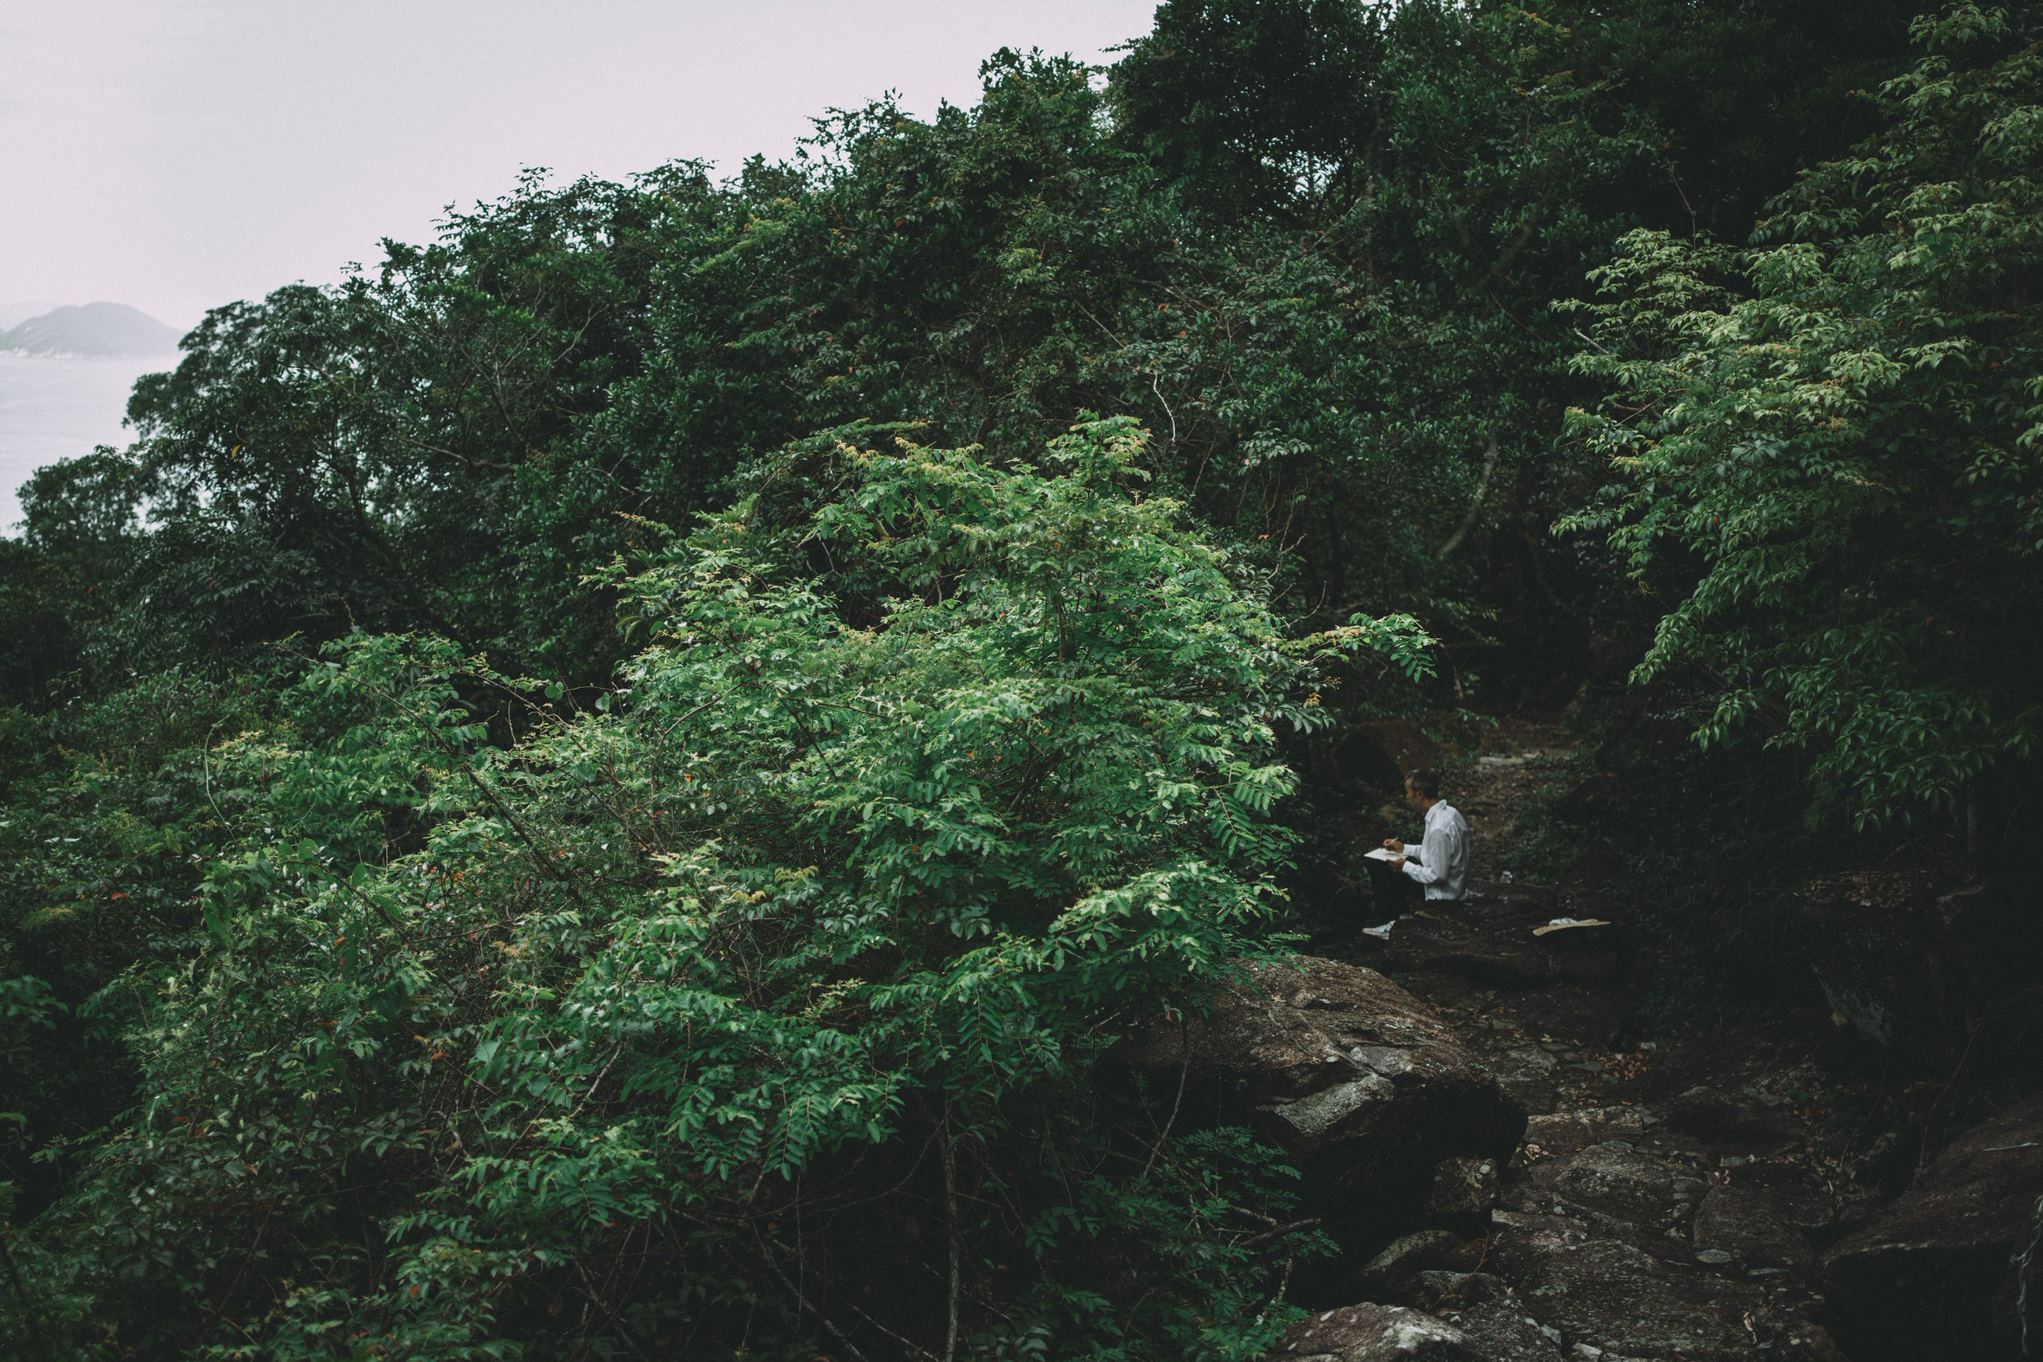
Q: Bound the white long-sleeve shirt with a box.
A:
[1402,799,1470,901]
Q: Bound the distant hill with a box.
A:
[1,302,182,356]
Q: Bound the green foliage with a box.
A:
[0,542,73,699]
[2,3,2008,1353]
[4,421,1410,1359]
[0,450,149,697]
[0,667,280,1200]
[1540,0,1925,240]
[1561,4,2043,827]
[1110,0,1387,208]
[19,4,1920,693]
[118,168,711,677]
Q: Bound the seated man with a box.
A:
[1362,767,1470,940]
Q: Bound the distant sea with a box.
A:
[0,351,176,535]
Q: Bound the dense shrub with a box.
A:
[1562,3,2043,829]
[3,421,1425,1360]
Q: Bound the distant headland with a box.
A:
[1,302,182,356]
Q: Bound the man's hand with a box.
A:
[1381,838,1404,853]
[1389,856,1407,872]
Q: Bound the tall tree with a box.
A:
[1563,2,2043,832]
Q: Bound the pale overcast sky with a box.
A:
[0,0,1157,330]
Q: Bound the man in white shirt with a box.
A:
[1362,768,1470,940]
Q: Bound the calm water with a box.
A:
[0,352,176,535]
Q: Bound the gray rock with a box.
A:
[1692,1180,1831,1269]
[1544,1142,1703,1235]
[1407,1270,1501,1306]
[1506,1237,1820,1361]
[1279,1073,1404,1143]
[1522,1107,1654,1158]
[1268,1303,1487,1361]
[1407,1273,1565,1362]
[1118,956,1525,1249]
[1485,1046,1564,1107]
[1357,1231,1475,1296]
[1489,1208,1581,1239]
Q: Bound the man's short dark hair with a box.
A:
[1405,768,1442,798]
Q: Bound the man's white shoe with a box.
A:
[1360,922,1395,941]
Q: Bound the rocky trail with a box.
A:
[1132,718,2043,1362]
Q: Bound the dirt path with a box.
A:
[1317,717,1862,1361]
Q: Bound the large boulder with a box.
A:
[1800,870,1955,1059]
[1935,882,2043,1068]
[1117,956,1526,1250]
[1380,890,1630,991]
[1799,871,2043,1068]
[1823,1092,2043,1361]
[1690,1170,1833,1271]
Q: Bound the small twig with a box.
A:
[756,1230,871,1362]
[940,1111,963,1362]
[1138,1014,1191,1184]
[1437,434,1500,560]
[201,719,230,828]
[659,698,719,740]
[843,1300,942,1362]
[1150,372,1178,448]
[572,1257,656,1361]
[1252,1252,1298,1329]
[563,1043,627,1125]
[1670,166,1699,238]
[1237,1216,1321,1249]
[301,648,598,912]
